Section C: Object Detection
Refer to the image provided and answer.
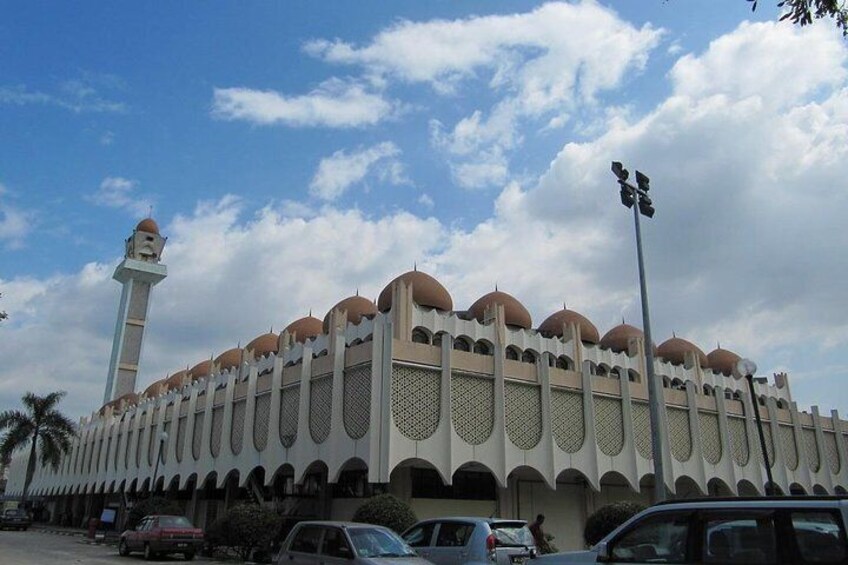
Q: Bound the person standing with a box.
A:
[529,514,552,553]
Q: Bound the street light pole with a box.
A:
[611,162,666,503]
[737,358,775,495]
[150,431,168,499]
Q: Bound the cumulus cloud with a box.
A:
[309,142,405,200]
[88,177,153,217]
[0,183,35,249]
[212,78,397,128]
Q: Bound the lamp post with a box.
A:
[736,358,776,495]
[611,161,666,503]
[150,431,168,498]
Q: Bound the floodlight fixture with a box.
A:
[638,194,655,218]
[611,161,629,182]
[635,170,650,192]
[620,187,636,208]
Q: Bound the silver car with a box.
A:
[402,517,537,565]
[274,521,434,564]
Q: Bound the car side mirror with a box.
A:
[595,541,610,562]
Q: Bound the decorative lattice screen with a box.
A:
[729,417,749,466]
[344,365,371,440]
[758,424,775,468]
[594,396,624,456]
[505,382,542,450]
[175,417,186,463]
[230,400,246,455]
[699,412,721,465]
[280,385,300,448]
[191,413,204,460]
[632,402,653,459]
[125,430,133,469]
[667,407,692,462]
[135,422,145,468]
[803,428,820,471]
[824,432,841,474]
[391,365,441,441]
[779,425,798,471]
[551,389,583,453]
[114,433,122,470]
[310,375,333,444]
[160,421,171,464]
[451,372,494,445]
[210,407,223,457]
[253,393,271,451]
[147,422,157,466]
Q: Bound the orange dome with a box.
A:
[215,348,243,372]
[246,333,279,358]
[188,360,212,381]
[165,370,188,392]
[99,392,139,415]
[468,290,532,329]
[600,323,643,353]
[285,315,323,343]
[377,270,453,312]
[323,295,378,333]
[538,308,599,343]
[657,336,707,367]
[143,378,167,398]
[136,218,160,234]
[706,347,741,376]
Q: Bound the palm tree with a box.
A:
[0,391,76,502]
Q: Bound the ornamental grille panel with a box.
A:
[391,365,441,441]
[803,428,820,471]
[280,385,300,448]
[451,372,495,446]
[699,412,722,465]
[124,430,133,469]
[231,400,246,455]
[344,364,372,440]
[551,388,584,453]
[594,396,624,456]
[103,436,110,472]
[135,424,145,468]
[175,417,187,463]
[632,402,653,459]
[210,407,224,457]
[114,433,122,470]
[161,421,171,464]
[147,422,157,465]
[758,424,775,468]
[667,407,692,462]
[95,439,103,472]
[824,432,841,474]
[729,417,749,465]
[253,393,271,451]
[192,413,205,460]
[505,382,543,450]
[779,425,798,470]
[310,375,333,444]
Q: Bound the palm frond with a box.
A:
[0,424,33,462]
[23,391,66,422]
[41,410,77,437]
[39,433,64,470]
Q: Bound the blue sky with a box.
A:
[2,1,847,420]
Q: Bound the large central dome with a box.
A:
[377,270,453,313]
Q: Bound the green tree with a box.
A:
[0,391,76,502]
[584,501,647,547]
[749,1,848,35]
[352,493,417,534]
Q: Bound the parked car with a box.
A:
[401,517,537,565]
[535,495,848,564]
[118,514,204,560]
[274,521,433,564]
[0,508,32,531]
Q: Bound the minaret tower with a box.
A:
[103,218,167,404]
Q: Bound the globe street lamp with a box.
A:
[611,161,666,502]
[735,358,776,495]
[150,431,169,498]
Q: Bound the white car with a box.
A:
[536,495,848,564]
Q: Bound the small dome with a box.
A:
[215,348,243,372]
[377,270,453,312]
[136,218,160,235]
[657,336,707,367]
[706,347,741,376]
[600,323,644,353]
[538,308,600,343]
[165,370,188,392]
[188,360,212,381]
[246,333,279,358]
[285,316,323,343]
[143,378,167,398]
[99,392,139,415]
[323,295,378,333]
[468,290,532,329]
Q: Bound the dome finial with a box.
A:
[355,287,359,297]
[622,316,626,325]
[495,282,498,292]
[237,340,241,348]
[563,301,567,310]
[717,341,721,349]
[413,262,417,271]
[308,308,312,317]
[147,204,154,219]
[672,331,676,338]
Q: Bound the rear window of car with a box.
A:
[157,516,193,528]
[4,509,25,517]
[491,522,534,547]
[790,511,847,564]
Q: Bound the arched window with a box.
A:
[776,398,788,409]
[555,355,575,371]
[363,334,373,342]
[433,332,447,348]
[703,384,713,396]
[609,367,622,380]
[505,346,520,361]
[662,376,671,389]
[628,369,640,383]
[671,378,685,391]
[411,328,431,344]
[732,390,742,401]
[473,340,493,356]
[596,364,610,378]
[521,349,538,364]
[758,395,767,406]
[453,337,471,352]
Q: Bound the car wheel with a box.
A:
[144,543,156,560]
[118,539,130,556]
[183,552,195,561]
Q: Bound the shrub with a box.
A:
[126,496,183,530]
[206,503,282,561]
[352,494,417,533]
[583,501,646,547]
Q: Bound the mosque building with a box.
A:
[5,219,848,550]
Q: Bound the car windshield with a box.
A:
[4,509,25,517]
[491,523,534,547]
[157,516,193,528]
[349,527,417,558]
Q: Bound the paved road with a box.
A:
[0,529,229,564]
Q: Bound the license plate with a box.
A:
[177,543,188,548]
[511,558,526,564]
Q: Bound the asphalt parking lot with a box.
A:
[0,529,231,564]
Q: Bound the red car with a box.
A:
[118,514,204,560]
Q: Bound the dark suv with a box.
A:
[0,508,32,531]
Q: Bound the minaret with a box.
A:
[103,218,167,404]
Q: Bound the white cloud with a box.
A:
[418,193,434,209]
[212,78,397,128]
[309,142,404,200]
[89,177,153,218]
[0,183,35,249]
[0,76,126,113]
